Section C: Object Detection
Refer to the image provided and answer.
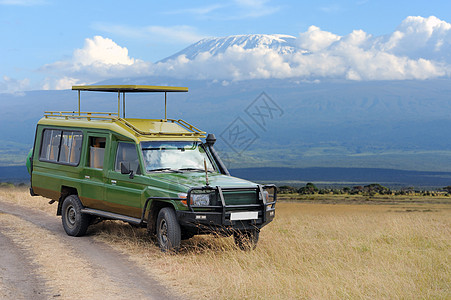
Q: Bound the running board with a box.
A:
[81,208,142,225]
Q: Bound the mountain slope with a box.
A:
[160,34,298,62]
[3,77,451,172]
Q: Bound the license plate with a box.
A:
[230,211,258,221]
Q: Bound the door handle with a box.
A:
[111,180,117,185]
[85,175,90,179]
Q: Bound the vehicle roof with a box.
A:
[72,85,188,93]
[39,84,202,142]
[37,117,204,143]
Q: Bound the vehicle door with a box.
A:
[105,141,146,218]
[79,133,109,210]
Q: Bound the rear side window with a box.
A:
[60,132,83,165]
[40,129,61,162]
[39,129,83,165]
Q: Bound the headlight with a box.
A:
[178,192,210,206]
[259,190,269,202]
[191,194,210,206]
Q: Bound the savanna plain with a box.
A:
[0,186,450,299]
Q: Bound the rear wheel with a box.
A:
[61,195,90,237]
[156,207,181,252]
[233,229,259,250]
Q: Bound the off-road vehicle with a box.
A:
[27,85,277,251]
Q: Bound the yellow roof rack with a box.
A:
[72,85,188,93]
[41,112,206,139]
[72,84,188,119]
[41,85,204,140]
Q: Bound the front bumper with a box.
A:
[176,184,277,232]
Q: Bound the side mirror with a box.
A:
[120,162,134,179]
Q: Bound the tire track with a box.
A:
[0,228,48,300]
[0,200,180,300]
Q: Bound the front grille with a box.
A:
[221,190,259,205]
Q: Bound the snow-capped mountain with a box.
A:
[160,34,297,62]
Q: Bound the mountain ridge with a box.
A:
[2,77,451,172]
[160,34,299,62]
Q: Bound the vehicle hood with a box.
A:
[148,171,258,190]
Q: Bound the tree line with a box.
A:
[279,183,451,196]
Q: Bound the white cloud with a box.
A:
[36,16,451,92]
[73,36,135,66]
[42,77,83,91]
[0,76,29,95]
[298,25,341,52]
[154,16,451,81]
[39,36,151,90]
[376,16,451,61]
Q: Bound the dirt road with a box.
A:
[0,200,179,300]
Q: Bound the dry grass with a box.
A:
[279,193,451,205]
[93,202,451,299]
[0,186,54,214]
[1,186,450,299]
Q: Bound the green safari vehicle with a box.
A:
[27,85,277,251]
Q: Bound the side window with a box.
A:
[40,129,62,162]
[88,137,106,169]
[39,129,82,165]
[59,131,83,165]
[115,142,141,175]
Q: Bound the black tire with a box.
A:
[61,195,90,237]
[156,207,181,252]
[233,229,259,250]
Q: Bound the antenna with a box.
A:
[204,158,210,186]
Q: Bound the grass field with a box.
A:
[1,187,450,299]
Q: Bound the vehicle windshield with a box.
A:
[141,141,216,173]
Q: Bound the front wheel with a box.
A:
[61,195,90,236]
[156,207,181,252]
[233,229,259,250]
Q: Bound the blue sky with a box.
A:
[1,0,451,92]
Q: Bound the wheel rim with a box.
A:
[159,219,168,246]
[66,205,76,228]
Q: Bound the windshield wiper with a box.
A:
[178,167,212,173]
[148,168,182,173]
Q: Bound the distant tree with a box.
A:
[332,189,342,195]
[318,189,327,195]
[443,186,451,193]
[298,182,319,194]
[363,183,391,195]
[279,185,297,194]
[351,186,363,195]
